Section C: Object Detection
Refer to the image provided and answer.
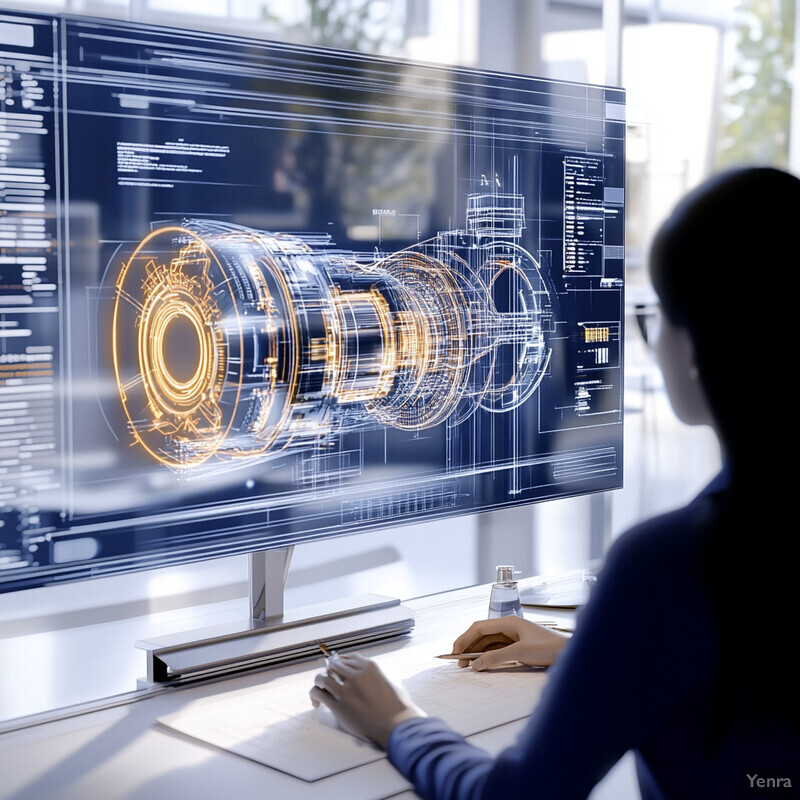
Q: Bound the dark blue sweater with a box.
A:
[388,476,798,798]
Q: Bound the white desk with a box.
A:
[0,585,575,800]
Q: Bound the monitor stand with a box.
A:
[135,547,415,686]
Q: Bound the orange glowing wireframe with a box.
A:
[111,212,553,471]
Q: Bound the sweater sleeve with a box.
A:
[388,717,493,800]
[386,503,717,800]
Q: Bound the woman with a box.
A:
[310,167,800,799]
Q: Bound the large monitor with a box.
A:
[0,10,625,594]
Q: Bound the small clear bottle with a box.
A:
[488,565,523,618]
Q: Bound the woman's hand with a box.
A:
[309,652,425,749]
[452,616,570,670]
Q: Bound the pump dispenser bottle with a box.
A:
[488,565,523,618]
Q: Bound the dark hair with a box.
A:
[650,167,800,466]
[650,167,800,740]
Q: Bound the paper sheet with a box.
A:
[158,638,548,781]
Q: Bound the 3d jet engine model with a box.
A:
[111,193,554,469]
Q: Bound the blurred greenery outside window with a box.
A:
[717,0,796,169]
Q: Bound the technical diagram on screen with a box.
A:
[0,9,625,591]
[109,207,552,469]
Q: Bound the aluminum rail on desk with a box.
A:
[136,594,415,685]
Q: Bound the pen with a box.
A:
[435,653,524,668]
[319,642,345,684]
[436,652,486,660]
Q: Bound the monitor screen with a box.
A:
[0,10,625,592]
